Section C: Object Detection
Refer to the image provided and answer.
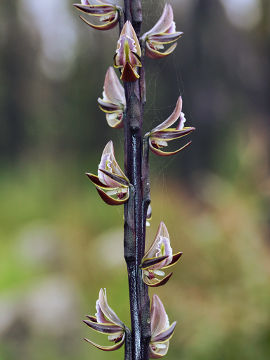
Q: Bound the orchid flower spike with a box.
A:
[84,288,125,351]
[98,67,126,128]
[141,3,183,59]
[150,295,177,358]
[148,96,195,156]
[86,141,129,205]
[114,21,142,82]
[141,221,182,287]
[73,0,120,31]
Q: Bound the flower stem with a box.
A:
[123,1,151,359]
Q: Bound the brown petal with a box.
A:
[98,99,120,113]
[162,252,183,269]
[149,343,169,359]
[146,42,177,59]
[86,315,97,322]
[73,4,116,15]
[149,32,183,44]
[105,114,123,129]
[144,272,173,287]
[120,62,140,82]
[149,140,192,156]
[84,334,125,351]
[79,14,118,31]
[151,127,195,141]
[141,255,168,270]
[152,321,176,343]
[83,320,123,334]
[96,187,129,206]
[86,173,110,188]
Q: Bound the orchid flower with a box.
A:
[98,67,126,128]
[86,141,129,205]
[149,295,177,358]
[84,288,125,351]
[114,21,142,82]
[148,96,195,156]
[141,4,183,59]
[74,0,120,31]
[141,222,182,287]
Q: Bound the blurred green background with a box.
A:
[0,0,270,359]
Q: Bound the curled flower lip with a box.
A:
[73,0,120,31]
[86,141,130,205]
[141,222,182,287]
[84,288,125,351]
[149,295,176,358]
[98,67,126,128]
[141,3,183,59]
[114,21,142,82]
[148,96,195,156]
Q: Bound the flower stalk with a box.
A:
[75,1,195,359]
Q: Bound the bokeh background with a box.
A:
[1,0,270,359]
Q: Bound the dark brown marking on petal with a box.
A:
[121,63,139,82]
[141,255,168,269]
[152,321,177,342]
[99,169,129,186]
[163,252,183,268]
[145,272,173,287]
[152,127,195,140]
[83,320,123,334]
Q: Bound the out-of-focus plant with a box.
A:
[73,0,195,358]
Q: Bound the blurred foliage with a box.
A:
[0,0,270,359]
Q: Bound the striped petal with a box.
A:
[120,62,140,82]
[79,13,118,30]
[84,334,125,351]
[98,141,127,187]
[144,272,173,287]
[141,255,168,270]
[149,295,176,358]
[95,187,129,205]
[149,341,169,358]
[151,295,170,339]
[152,321,176,343]
[151,127,195,141]
[162,252,183,269]
[143,4,174,37]
[106,112,124,128]
[98,169,129,186]
[149,139,192,156]
[152,97,182,132]
[143,222,172,265]
[146,42,177,59]
[98,289,124,327]
[114,21,142,81]
[83,320,123,334]
[74,4,116,15]
[101,67,125,107]
[149,32,183,44]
